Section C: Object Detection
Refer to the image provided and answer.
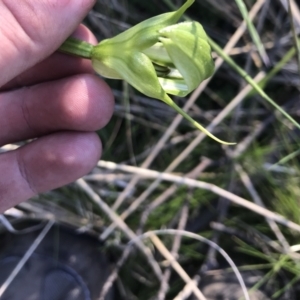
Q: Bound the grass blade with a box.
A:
[234,0,270,66]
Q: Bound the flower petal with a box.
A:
[142,42,174,68]
[97,0,195,51]
[159,22,214,95]
[113,51,168,101]
[158,77,188,96]
[92,57,123,79]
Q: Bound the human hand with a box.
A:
[0,0,114,212]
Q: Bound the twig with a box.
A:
[138,158,212,234]
[130,230,250,300]
[76,178,163,280]
[150,234,207,300]
[234,163,292,253]
[97,160,300,232]
[173,275,201,300]
[99,246,132,300]
[288,0,300,75]
[279,0,300,28]
[157,203,189,300]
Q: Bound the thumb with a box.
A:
[0,0,95,86]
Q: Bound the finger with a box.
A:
[0,0,95,86]
[0,132,101,212]
[0,74,114,145]
[1,24,98,91]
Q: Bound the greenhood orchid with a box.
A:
[59,0,233,144]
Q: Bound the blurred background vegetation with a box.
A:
[3,0,300,299]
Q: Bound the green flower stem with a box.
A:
[59,37,94,59]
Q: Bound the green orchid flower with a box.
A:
[59,0,234,144]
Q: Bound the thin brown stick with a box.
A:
[97,160,300,232]
[234,163,292,252]
[150,234,207,300]
[138,157,212,234]
[76,178,163,280]
[157,203,189,300]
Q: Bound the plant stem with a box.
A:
[59,37,94,59]
[209,38,300,131]
[234,0,269,66]
[248,45,296,97]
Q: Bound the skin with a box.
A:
[0,0,115,212]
